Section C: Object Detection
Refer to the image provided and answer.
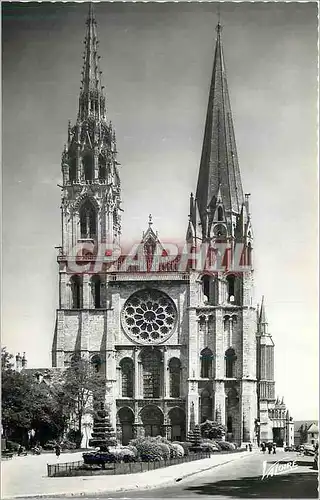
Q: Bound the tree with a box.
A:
[60,355,105,447]
[200,420,227,440]
[89,404,117,450]
[188,424,202,451]
[1,347,67,445]
[1,368,34,443]
[1,347,14,371]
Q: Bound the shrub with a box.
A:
[130,437,166,462]
[67,429,82,447]
[177,441,192,456]
[157,442,171,460]
[6,440,20,451]
[43,440,57,450]
[199,441,220,453]
[217,441,235,451]
[200,420,227,440]
[83,451,117,465]
[60,440,77,450]
[170,443,184,458]
[123,445,138,458]
[188,425,202,449]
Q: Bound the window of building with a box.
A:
[225,348,237,378]
[120,358,134,398]
[226,275,235,302]
[91,275,101,308]
[227,416,233,433]
[98,155,107,181]
[141,349,162,398]
[69,157,76,182]
[70,275,82,308]
[169,358,181,398]
[91,354,102,373]
[83,153,94,181]
[201,275,215,304]
[80,199,97,239]
[200,347,213,378]
[217,206,223,221]
[201,275,210,301]
[247,243,252,266]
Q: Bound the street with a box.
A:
[56,451,317,500]
[11,451,318,500]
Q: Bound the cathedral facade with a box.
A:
[51,5,294,447]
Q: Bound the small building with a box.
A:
[294,421,318,447]
[307,423,318,446]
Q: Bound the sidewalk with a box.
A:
[2,450,253,498]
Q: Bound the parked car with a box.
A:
[303,445,315,456]
[313,453,318,470]
[284,446,294,452]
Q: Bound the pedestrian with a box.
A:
[55,443,61,458]
[249,443,252,452]
[261,442,266,454]
[245,444,248,451]
[273,443,276,454]
[267,442,272,454]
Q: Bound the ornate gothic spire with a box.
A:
[78,3,106,122]
[195,23,244,231]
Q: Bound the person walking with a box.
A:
[267,442,273,454]
[54,443,61,458]
[261,442,266,454]
[272,443,277,454]
[249,443,253,452]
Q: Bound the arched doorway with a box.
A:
[200,389,213,422]
[118,407,134,445]
[168,407,186,442]
[225,388,239,442]
[140,405,164,438]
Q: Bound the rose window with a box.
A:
[122,289,177,344]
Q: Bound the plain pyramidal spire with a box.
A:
[196,20,244,228]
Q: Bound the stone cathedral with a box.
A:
[50,5,294,447]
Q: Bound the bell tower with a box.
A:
[52,4,122,368]
[60,3,121,257]
[187,23,257,445]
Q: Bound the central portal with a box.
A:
[140,405,164,437]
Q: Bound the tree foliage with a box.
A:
[200,420,227,440]
[1,349,106,448]
[1,349,67,445]
[59,355,105,446]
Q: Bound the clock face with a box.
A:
[121,289,177,345]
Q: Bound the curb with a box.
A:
[3,451,253,499]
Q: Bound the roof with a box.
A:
[294,420,317,433]
[307,423,319,433]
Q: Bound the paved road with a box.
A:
[44,451,317,500]
[6,451,318,500]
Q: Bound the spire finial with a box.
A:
[88,2,94,22]
[216,6,223,35]
[148,214,153,227]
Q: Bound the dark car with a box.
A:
[284,446,294,452]
[313,453,318,470]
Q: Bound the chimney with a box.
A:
[15,353,22,372]
[21,352,27,369]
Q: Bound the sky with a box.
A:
[2,1,318,420]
